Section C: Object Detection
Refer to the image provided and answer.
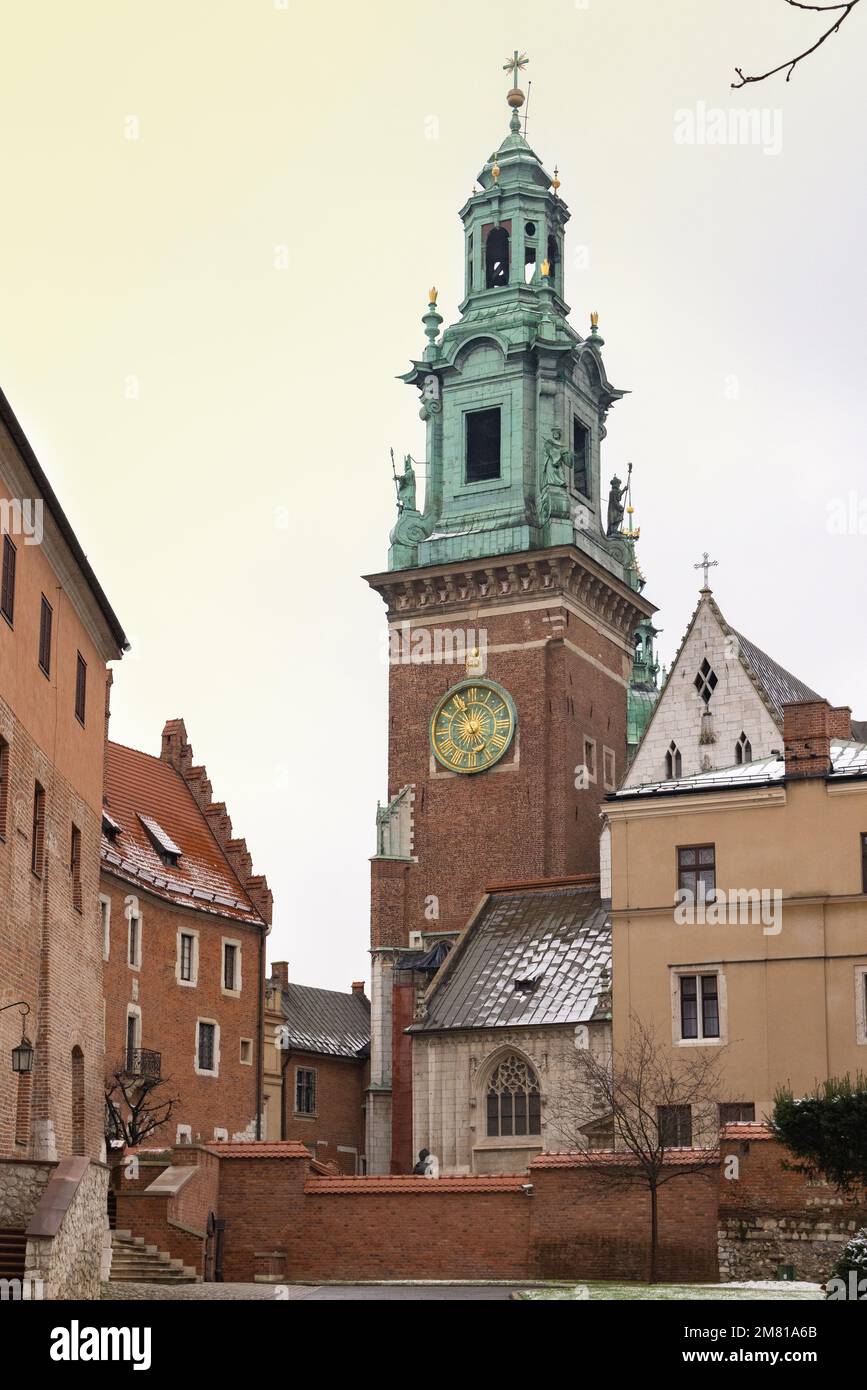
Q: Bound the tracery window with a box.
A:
[734,732,752,764]
[486,1054,541,1137]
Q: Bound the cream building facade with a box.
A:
[607,697,867,1129]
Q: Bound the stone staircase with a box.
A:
[109,1230,198,1284]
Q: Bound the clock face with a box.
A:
[430,679,517,775]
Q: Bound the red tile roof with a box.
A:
[203,1142,312,1159]
[531,1149,719,1168]
[102,740,264,924]
[304,1175,527,1194]
[720,1122,774,1142]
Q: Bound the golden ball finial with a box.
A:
[491,158,500,182]
[506,87,525,109]
[551,165,561,193]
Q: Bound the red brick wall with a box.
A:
[102,876,263,1146]
[282,1051,366,1173]
[211,1148,719,1284]
[719,1129,867,1219]
[373,598,630,947]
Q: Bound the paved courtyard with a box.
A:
[102,1282,528,1301]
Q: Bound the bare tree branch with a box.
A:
[546,1016,725,1281]
[732,0,861,87]
[105,1068,180,1150]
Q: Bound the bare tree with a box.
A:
[733,1,862,88]
[547,1016,724,1283]
[105,1067,180,1150]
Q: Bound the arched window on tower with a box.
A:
[546,233,560,289]
[486,1054,542,1137]
[71,1046,85,1156]
[665,742,683,779]
[735,732,752,765]
[485,226,510,288]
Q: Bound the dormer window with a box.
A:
[102,809,122,842]
[485,226,510,288]
[694,659,718,704]
[138,813,182,866]
[735,733,752,764]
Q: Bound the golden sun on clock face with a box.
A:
[429,679,517,775]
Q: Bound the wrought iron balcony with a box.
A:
[119,1047,162,1080]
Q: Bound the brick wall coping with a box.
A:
[720,1123,774,1141]
[485,873,601,893]
[530,1149,719,1169]
[26,1157,90,1239]
[203,1142,311,1159]
[305,1175,527,1195]
[144,1165,198,1196]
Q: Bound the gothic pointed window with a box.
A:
[735,732,752,765]
[693,658,718,705]
[485,226,510,288]
[665,742,682,779]
[486,1054,541,1137]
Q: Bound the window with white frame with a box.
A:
[125,1006,141,1070]
[195,1019,219,1076]
[222,939,242,995]
[672,968,725,1044]
[176,929,199,986]
[126,902,142,969]
[99,895,111,962]
[856,966,867,1046]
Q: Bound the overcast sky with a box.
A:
[1,1,864,988]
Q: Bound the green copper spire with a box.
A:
[388,60,636,590]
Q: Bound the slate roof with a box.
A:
[611,739,867,800]
[101,740,263,923]
[411,882,610,1034]
[280,983,370,1059]
[730,628,822,720]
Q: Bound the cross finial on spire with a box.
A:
[694,551,719,590]
[503,50,529,87]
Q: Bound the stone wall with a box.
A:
[0,1157,53,1227]
[25,1157,110,1299]
[718,1126,867,1283]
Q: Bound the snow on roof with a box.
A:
[612,740,867,800]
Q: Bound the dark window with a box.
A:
[224,943,237,991]
[546,233,560,285]
[694,658,718,704]
[296,1067,317,1115]
[198,1022,216,1072]
[0,737,8,840]
[466,407,501,483]
[31,782,45,876]
[70,824,82,913]
[486,1055,542,1137]
[523,243,536,283]
[126,1014,138,1070]
[467,232,474,291]
[658,1105,692,1149]
[679,973,720,1040]
[861,833,867,894]
[74,653,87,725]
[485,226,510,287]
[719,1102,756,1125]
[735,732,752,765]
[180,933,194,982]
[38,595,53,675]
[1,535,16,624]
[665,742,683,779]
[677,844,716,896]
[572,418,589,496]
[128,915,139,966]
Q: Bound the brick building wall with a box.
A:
[281,1051,367,1174]
[102,874,264,1146]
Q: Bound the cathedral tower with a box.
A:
[364,59,656,1173]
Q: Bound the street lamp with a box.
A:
[1,1002,34,1074]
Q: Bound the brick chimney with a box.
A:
[828,706,853,739]
[271,961,289,989]
[351,981,366,996]
[783,699,835,779]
